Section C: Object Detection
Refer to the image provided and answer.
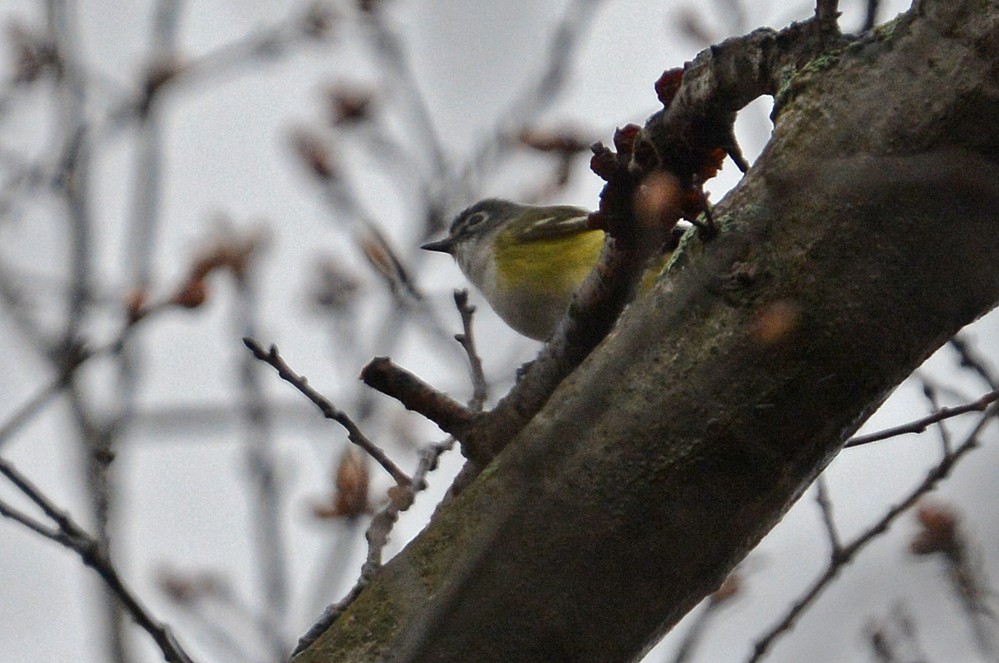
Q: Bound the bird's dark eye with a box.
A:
[456,210,489,236]
[464,211,489,228]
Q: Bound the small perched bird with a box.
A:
[422,199,679,341]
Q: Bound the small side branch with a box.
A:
[453,289,488,411]
[814,477,843,558]
[950,336,999,390]
[243,337,412,488]
[360,357,477,442]
[846,388,999,448]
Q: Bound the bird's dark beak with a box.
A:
[420,237,454,254]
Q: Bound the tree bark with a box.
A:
[293,1,999,661]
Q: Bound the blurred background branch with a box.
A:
[1,1,997,662]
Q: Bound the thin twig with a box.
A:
[0,455,197,663]
[950,336,999,390]
[746,403,998,663]
[453,289,488,411]
[814,476,843,557]
[242,337,412,488]
[846,388,999,448]
[0,377,67,450]
[670,603,718,663]
[0,497,64,539]
[920,379,953,455]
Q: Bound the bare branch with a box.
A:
[747,403,999,663]
[0,497,64,540]
[920,379,954,454]
[0,455,197,663]
[360,356,476,444]
[846,388,999,448]
[814,476,843,557]
[243,337,412,488]
[950,336,999,390]
[453,289,488,411]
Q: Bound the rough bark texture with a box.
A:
[294,1,999,661]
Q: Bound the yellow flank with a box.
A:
[495,228,605,297]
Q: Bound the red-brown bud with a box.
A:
[654,68,684,108]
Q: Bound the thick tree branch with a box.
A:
[293,1,999,661]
